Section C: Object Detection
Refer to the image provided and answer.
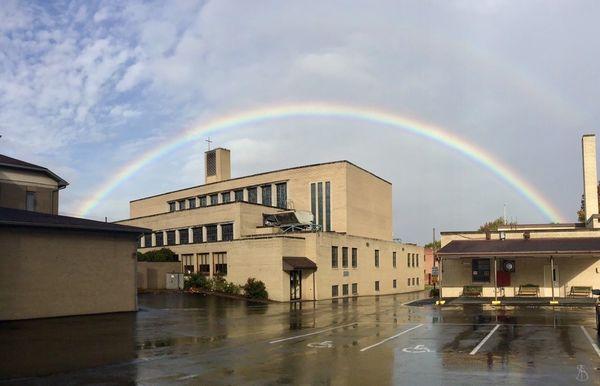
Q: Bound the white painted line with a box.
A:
[360,324,424,352]
[469,324,501,355]
[269,322,358,344]
[580,325,600,358]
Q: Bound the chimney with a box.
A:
[205,148,231,184]
[582,134,599,228]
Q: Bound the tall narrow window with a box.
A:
[342,247,348,268]
[393,252,397,268]
[214,252,227,276]
[192,227,203,243]
[317,182,323,229]
[210,194,218,205]
[221,223,234,241]
[412,254,415,267]
[166,230,175,245]
[198,253,210,275]
[416,254,419,267]
[206,225,218,242]
[182,254,194,274]
[199,196,207,207]
[325,181,331,231]
[179,229,189,244]
[342,284,349,296]
[168,201,176,212]
[310,183,316,223]
[262,185,272,206]
[234,190,244,202]
[407,254,410,267]
[188,198,197,209]
[332,285,339,297]
[393,279,397,288]
[276,182,287,208]
[352,283,358,295]
[375,281,380,291]
[352,248,358,268]
[247,187,258,203]
[143,232,152,248]
[155,232,164,247]
[331,246,338,268]
[178,200,186,210]
[221,192,231,203]
[375,250,380,267]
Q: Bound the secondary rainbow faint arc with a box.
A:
[77,102,565,222]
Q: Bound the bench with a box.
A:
[517,284,539,297]
[569,286,592,298]
[462,285,483,297]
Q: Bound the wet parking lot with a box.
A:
[1,292,599,385]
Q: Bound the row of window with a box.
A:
[332,247,420,269]
[140,223,234,248]
[407,253,420,268]
[332,277,421,297]
[181,252,228,276]
[168,182,288,212]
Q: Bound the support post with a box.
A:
[436,256,445,305]
[492,257,500,305]
[550,256,558,304]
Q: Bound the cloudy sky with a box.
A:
[2,0,599,244]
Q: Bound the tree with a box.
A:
[478,217,515,232]
[137,248,178,262]
[577,181,600,222]
[424,240,441,250]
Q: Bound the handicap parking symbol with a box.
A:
[402,344,433,353]
[307,340,334,348]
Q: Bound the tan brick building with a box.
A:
[117,148,425,301]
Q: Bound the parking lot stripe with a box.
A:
[269,322,358,344]
[469,324,501,355]
[579,325,600,358]
[359,324,424,352]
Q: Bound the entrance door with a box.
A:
[543,264,560,297]
[290,270,302,301]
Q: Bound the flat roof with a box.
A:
[0,154,68,188]
[0,207,148,234]
[131,160,391,203]
[437,237,600,257]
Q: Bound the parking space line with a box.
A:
[360,324,424,352]
[579,325,600,358]
[269,322,358,344]
[469,324,500,355]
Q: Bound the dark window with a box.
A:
[214,252,227,276]
[375,281,380,291]
[393,251,396,268]
[182,254,194,274]
[221,223,233,241]
[375,250,380,267]
[393,279,397,288]
[417,277,420,286]
[472,259,491,282]
[169,202,176,212]
[407,254,410,267]
[144,232,152,247]
[206,151,216,176]
[206,225,218,242]
[331,246,338,268]
[352,283,358,295]
[188,198,196,209]
[332,285,339,297]
[310,183,316,223]
[184,265,194,274]
[317,182,323,228]
[407,278,411,286]
[412,278,415,286]
[412,254,415,267]
[276,182,287,208]
[352,248,358,268]
[192,227,203,243]
[416,254,419,267]
[342,284,349,296]
[221,192,231,203]
[179,229,189,244]
[342,247,348,268]
[247,187,258,203]
[325,181,331,231]
[198,253,210,275]
[261,185,272,206]
[199,196,207,207]
[210,194,218,205]
[155,232,164,247]
[166,230,175,245]
[234,190,244,202]
[26,191,36,211]
[178,200,185,210]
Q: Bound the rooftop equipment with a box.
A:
[263,210,320,233]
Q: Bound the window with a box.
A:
[214,252,227,276]
[310,183,316,223]
[206,225,218,242]
[375,250,380,267]
[143,232,152,248]
[393,279,397,288]
[206,151,216,176]
[407,278,411,286]
[472,259,491,282]
[221,223,234,241]
[168,201,176,212]
[375,281,380,291]
[416,254,419,267]
[25,191,37,211]
[234,190,244,202]
[342,284,349,296]
[247,187,258,203]
[155,232,164,247]
[198,253,210,275]
[393,251,396,268]
[412,278,415,286]
[221,192,231,203]
[417,277,420,286]
[179,229,189,244]
[192,227,203,243]
[317,182,323,229]
[276,182,287,208]
[138,236,143,248]
[331,246,338,268]
[352,248,358,268]
[199,196,207,207]
[332,285,339,297]
[166,230,175,245]
[188,198,196,209]
[342,247,348,268]
[412,254,415,267]
[325,181,331,231]
[178,200,186,210]
[407,254,410,267]
[210,194,218,205]
[182,254,194,274]
[352,283,358,295]
[261,185,272,206]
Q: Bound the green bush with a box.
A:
[212,275,228,292]
[429,288,440,298]
[184,273,212,290]
[137,248,178,262]
[224,281,241,295]
[243,278,268,300]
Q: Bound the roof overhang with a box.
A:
[282,256,317,271]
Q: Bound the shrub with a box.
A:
[224,282,241,295]
[212,275,228,293]
[137,248,178,262]
[429,288,440,298]
[184,273,212,290]
[243,278,268,300]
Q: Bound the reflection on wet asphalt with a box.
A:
[0,292,598,385]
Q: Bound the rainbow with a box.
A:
[77,102,565,222]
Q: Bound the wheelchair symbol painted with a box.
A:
[402,345,433,353]
[307,340,334,348]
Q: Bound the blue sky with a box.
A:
[2,0,600,244]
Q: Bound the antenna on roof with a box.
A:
[205,137,213,151]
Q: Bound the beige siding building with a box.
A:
[437,135,600,302]
[118,148,424,301]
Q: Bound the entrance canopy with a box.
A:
[437,237,600,258]
[282,256,317,271]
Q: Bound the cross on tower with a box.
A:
[205,137,213,151]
